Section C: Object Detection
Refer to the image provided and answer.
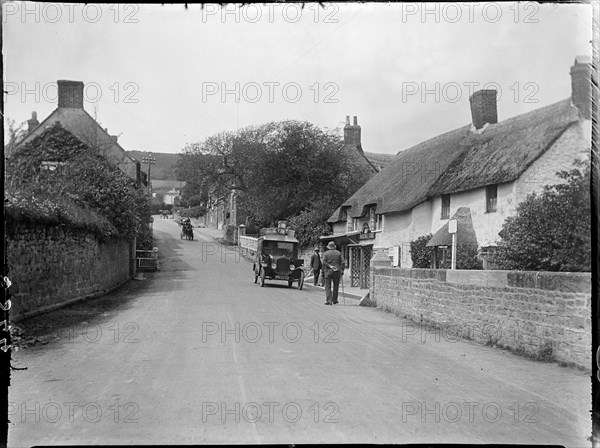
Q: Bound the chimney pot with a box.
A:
[469,89,498,130]
[57,80,84,109]
[570,56,593,120]
[27,110,39,133]
[343,114,362,150]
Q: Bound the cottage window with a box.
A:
[369,207,376,230]
[486,185,497,213]
[40,161,64,172]
[441,194,450,219]
[375,214,383,231]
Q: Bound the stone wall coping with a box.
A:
[372,266,591,293]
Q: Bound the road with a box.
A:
[8,217,591,446]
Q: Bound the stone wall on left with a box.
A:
[7,220,131,320]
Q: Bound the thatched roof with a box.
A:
[329,125,470,221]
[429,99,579,196]
[426,207,478,247]
[328,98,580,223]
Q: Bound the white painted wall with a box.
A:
[428,183,516,247]
[515,119,591,205]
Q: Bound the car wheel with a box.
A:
[298,271,305,290]
[260,268,266,287]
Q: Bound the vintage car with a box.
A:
[253,222,305,289]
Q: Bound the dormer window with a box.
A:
[369,206,376,230]
[340,207,347,221]
[345,209,353,232]
[376,214,383,231]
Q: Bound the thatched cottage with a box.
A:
[324,57,593,289]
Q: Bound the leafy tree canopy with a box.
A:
[177,120,373,232]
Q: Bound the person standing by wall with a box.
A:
[310,247,322,286]
[322,241,345,305]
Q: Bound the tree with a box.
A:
[5,118,26,157]
[495,161,591,272]
[177,120,373,229]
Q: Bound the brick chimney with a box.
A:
[57,80,84,108]
[344,115,362,151]
[570,56,593,120]
[469,90,497,130]
[27,111,39,133]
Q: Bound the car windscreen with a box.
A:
[263,241,294,258]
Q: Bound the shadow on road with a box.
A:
[12,277,155,350]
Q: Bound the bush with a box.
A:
[456,243,483,270]
[410,234,433,268]
[495,162,591,272]
[180,205,206,218]
[286,198,335,249]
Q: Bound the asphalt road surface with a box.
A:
[8,218,591,446]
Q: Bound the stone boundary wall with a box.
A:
[8,220,132,321]
[370,266,591,369]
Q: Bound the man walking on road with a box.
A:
[310,246,322,286]
[323,241,345,305]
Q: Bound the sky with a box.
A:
[3,2,593,155]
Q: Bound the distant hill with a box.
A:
[127,151,180,181]
[364,152,395,171]
[127,150,396,181]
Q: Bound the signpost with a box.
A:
[448,218,457,270]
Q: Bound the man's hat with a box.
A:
[327,241,336,250]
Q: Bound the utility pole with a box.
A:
[142,154,156,196]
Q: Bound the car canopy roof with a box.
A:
[259,234,299,244]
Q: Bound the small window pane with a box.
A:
[441,195,450,219]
